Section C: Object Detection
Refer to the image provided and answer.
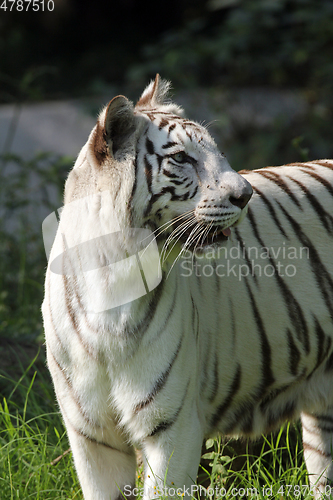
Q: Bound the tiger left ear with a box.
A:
[136,74,171,108]
[104,95,136,158]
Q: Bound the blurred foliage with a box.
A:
[129,0,333,94]
[1,0,333,101]
[0,0,186,102]
[221,107,333,170]
[0,153,72,340]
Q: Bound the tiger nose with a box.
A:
[229,189,253,209]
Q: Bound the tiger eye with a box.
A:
[172,152,186,163]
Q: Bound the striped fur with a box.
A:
[42,76,333,499]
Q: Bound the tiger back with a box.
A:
[42,75,333,499]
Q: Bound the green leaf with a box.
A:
[205,438,215,449]
[201,452,216,460]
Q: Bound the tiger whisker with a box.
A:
[161,217,197,264]
[138,210,195,259]
[162,217,198,263]
[151,209,195,238]
[211,226,219,243]
[190,222,209,267]
[162,217,193,251]
[139,209,195,247]
[165,223,202,278]
[171,222,205,270]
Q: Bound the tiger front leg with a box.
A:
[46,347,137,500]
[64,419,137,500]
[139,409,204,500]
[301,408,333,498]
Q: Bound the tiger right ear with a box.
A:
[104,95,136,158]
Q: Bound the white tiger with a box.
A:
[42,75,333,499]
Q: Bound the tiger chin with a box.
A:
[42,75,333,499]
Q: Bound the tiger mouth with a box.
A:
[178,224,231,249]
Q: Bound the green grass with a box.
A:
[198,429,313,499]
[0,352,82,499]
[131,425,317,499]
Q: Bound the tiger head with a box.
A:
[65,75,252,256]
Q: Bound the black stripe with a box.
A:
[240,410,254,434]
[47,277,70,364]
[302,419,333,435]
[252,185,289,238]
[244,277,275,388]
[128,154,138,226]
[146,111,181,119]
[200,341,211,396]
[287,176,333,235]
[254,170,302,208]
[74,428,122,452]
[224,400,254,435]
[315,160,333,171]
[170,179,186,186]
[61,250,97,358]
[166,154,198,167]
[277,202,333,321]
[159,118,169,130]
[233,228,259,286]
[168,123,176,135]
[310,316,332,376]
[210,364,241,428]
[208,351,219,403]
[247,206,310,352]
[124,278,164,338]
[313,414,333,426]
[58,400,129,455]
[144,154,153,194]
[49,349,96,426]
[149,421,173,437]
[162,169,182,179]
[260,384,294,412]
[267,400,295,430]
[162,141,178,149]
[189,185,198,199]
[191,294,199,341]
[148,278,179,343]
[286,328,301,376]
[303,442,332,458]
[325,351,333,372]
[146,136,155,155]
[146,112,155,122]
[134,335,183,413]
[300,168,333,198]
[229,297,237,352]
[316,424,333,433]
[150,185,193,205]
[156,153,164,173]
[149,381,190,437]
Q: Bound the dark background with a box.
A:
[2,0,333,101]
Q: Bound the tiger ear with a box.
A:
[103,95,136,158]
[136,74,171,108]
